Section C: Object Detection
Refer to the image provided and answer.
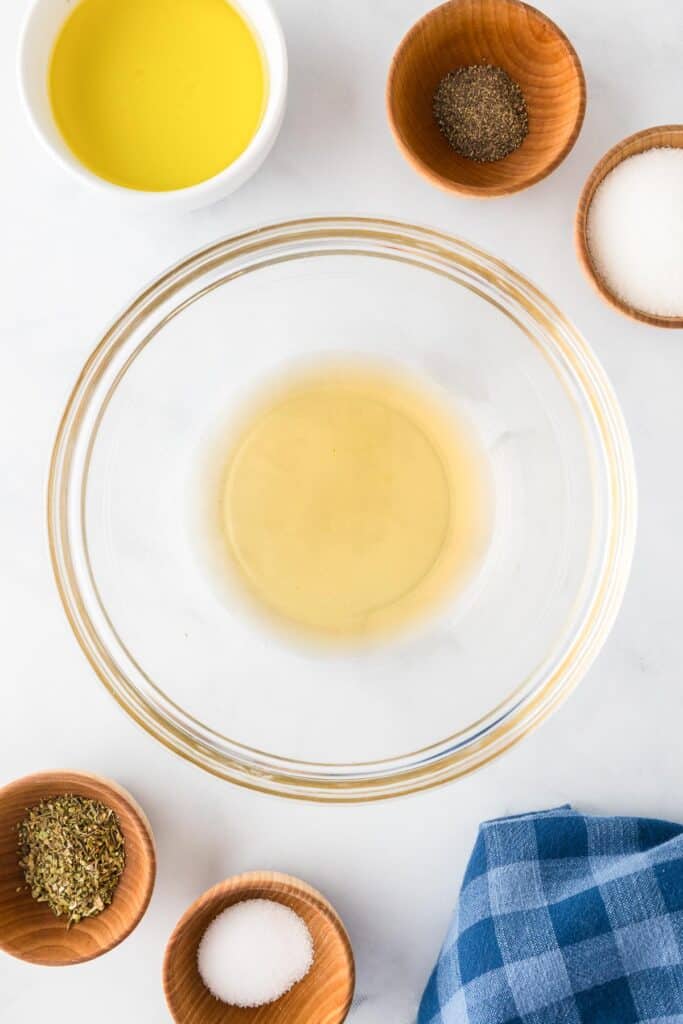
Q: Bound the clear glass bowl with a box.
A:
[48,218,636,802]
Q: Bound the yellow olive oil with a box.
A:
[213,366,491,643]
[49,0,266,191]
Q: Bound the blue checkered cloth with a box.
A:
[418,806,683,1024]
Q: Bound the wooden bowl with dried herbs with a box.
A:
[386,0,586,197]
[0,771,155,965]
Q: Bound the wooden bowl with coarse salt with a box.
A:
[576,124,683,328]
[163,871,355,1024]
[386,0,586,198]
[0,770,155,966]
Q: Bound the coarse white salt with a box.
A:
[587,146,683,317]
[197,898,314,1008]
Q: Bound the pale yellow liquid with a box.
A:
[218,367,491,642]
[49,0,266,192]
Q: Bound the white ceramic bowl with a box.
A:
[18,0,288,212]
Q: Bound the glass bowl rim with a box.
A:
[47,216,637,802]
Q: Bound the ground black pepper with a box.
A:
[433,64,528,163]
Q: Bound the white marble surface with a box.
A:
[2,0,683,1020]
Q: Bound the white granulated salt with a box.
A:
[587,146,683,317]
[197,898,314,1008]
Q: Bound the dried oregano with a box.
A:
[17,794,125,927]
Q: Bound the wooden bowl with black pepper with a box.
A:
[0,770,155,965]
[387,0,586,197]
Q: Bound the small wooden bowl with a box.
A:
[576,125,683,328]
[387,0,586,197]
[164,871,355,1024]
[0,771,156,966]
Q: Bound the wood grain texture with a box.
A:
[164,872,355,1024]
[575,124,683,328]
[386,0,586,197]
[0,771,156,966]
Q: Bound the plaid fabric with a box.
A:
[419,806,683,1024]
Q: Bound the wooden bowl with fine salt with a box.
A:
[576,124,683,328]
[163,871,355,1024]
[0,770,155,965]
[386,0,586,197]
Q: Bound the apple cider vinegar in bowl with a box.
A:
[209,365,492,643]
[48,219,635,801]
